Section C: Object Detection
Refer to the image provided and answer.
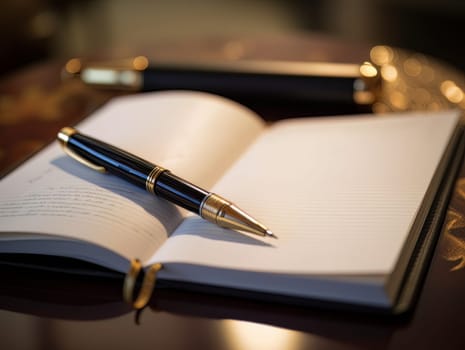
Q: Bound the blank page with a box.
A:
[153,110,460,279]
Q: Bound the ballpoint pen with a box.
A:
[57,127,275,238]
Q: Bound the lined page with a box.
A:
[152,110,460,278]
[0,91,265,271]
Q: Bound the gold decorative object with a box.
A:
[368,45,465,113]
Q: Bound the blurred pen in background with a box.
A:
[62,45,465,116]
[62,54,378,115]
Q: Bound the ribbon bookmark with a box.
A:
[123,259,163,309]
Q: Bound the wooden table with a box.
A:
[1,34,465,350]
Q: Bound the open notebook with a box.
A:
[0,91,463,314]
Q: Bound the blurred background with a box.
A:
[1,0,464,77]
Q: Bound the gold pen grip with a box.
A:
[200,193,273,237]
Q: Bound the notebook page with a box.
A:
[152,110,460,278]
[0,91,265,271]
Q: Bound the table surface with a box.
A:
[1,34,465,350]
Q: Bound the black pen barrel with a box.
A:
[155,172,208,214]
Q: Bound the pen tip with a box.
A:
[266,230,278,239]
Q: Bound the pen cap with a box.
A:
[58,127,155,187]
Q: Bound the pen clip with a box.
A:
[57,127,107,173]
